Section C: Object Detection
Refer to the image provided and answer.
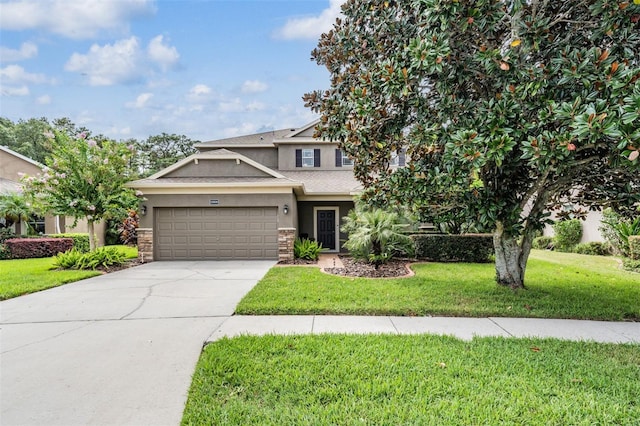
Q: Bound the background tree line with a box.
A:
[0,116,199,178]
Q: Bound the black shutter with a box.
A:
[398,149,406,166]
[295,149,302,168]
[314,149,321,167]
[335,149,342,167]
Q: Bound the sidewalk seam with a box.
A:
[487,317,514,337]
[389,316,400,334]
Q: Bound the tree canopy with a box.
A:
[134,133,199,177]
[22,130,140,251]
[305,0,640,288]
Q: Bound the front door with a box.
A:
[316,209,336,250]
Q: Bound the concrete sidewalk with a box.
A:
[209,315,640,344]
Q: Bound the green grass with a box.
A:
[183,334,640,425]
[236,250,640,320]
[0,245,138,300]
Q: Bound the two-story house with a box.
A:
[130,121,379,261]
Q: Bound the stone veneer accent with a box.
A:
[278,228,296,261]
[137,228,154,263]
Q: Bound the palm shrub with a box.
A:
[293,238,323,261]
[341,206,414,268]
[0,192,34,235]
[600,209,640,257]
[552,219,582,252]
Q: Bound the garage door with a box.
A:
[155,207,278,260]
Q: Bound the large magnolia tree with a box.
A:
[22,130,140,251]
[305,0,640,288]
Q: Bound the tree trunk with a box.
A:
[88,220,96,252]
[493,221,532,289]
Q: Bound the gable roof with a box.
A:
[145,149,286,180]
[195,128,295,149]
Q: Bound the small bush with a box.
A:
[622,257,640,273]
[553,219,582,252]
[572,242,611,256]
[294,238,323,261]
[5,237,73,259]
[119,210,139,246]
[0,228,16,243]
[532,236,555,250]
[0,243,10,260]
[53,248,86,269]
[53,246,127,270]
[49,233,90,253]
[412,234,494,263]
[629,236,640,261]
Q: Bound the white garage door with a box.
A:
[155,207,278,260]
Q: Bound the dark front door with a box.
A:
[316,210,336,250]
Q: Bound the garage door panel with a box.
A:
[156,207,278,260]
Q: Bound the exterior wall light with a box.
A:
[283,204,289,215]
[141,205,147,216]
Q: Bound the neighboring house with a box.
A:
[0,145,105,243]
[129,121,373,261]
[0,145,55,234]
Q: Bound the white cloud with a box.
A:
[0,64,49,84]
[222,122,260,138]
[126,92,153,108]
[189,84,212,96]
[187,84,215,105]
[1,85,29,96]
[0,42,38,61]
[65,37,142,86]
[218,98,244,113]
[241,79,268,94]
[147,35,179,71]
[246,101,266,111]
[274,0,343,40]
[36,94,51,104]
[0,0,156,39]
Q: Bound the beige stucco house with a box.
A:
[130,121,366,261]
[129,121,609,262]
[0,145,105,243]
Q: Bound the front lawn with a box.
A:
[0,245,138,300]
[236,250,640,321]
[182,335,640,425]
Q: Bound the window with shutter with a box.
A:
[341,150,353,166]
[295,149,302,167]
[335,149,342,167]
[299,149,314,167]
[313,149,321,167]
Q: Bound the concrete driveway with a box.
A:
[0,260,275,426]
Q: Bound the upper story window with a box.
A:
[335,149,353,167]
[296,148,320,168]
[341,150,354,166]
[302,149,314,167]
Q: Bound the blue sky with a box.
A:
[0,0,342,141]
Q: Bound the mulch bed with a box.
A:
[98,259,143,274]
[324,256,413,278]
